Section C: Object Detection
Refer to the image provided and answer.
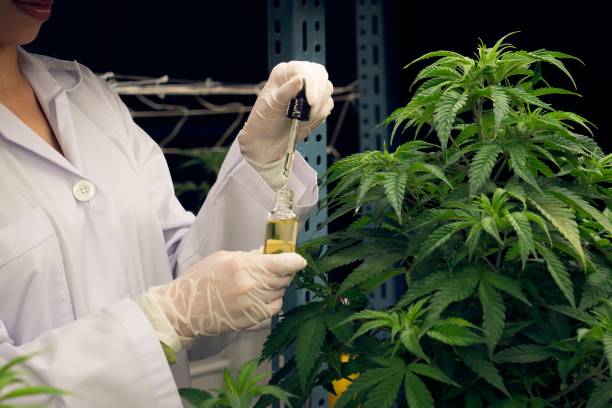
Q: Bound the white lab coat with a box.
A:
[0,48,318,407]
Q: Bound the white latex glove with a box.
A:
[137,250,306,353]
[239,61,334,166]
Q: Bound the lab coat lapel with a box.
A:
[0,49,84,177]
[0,103,82,177]
[51,91,84,171]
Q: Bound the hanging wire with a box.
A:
[328,90,358,159]
[135,95,190,147]
[194,97,247,147]
[109,74,359,154]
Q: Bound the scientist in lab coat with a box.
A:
[0,1,334,406]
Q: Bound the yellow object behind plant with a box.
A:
[328,354,359,407]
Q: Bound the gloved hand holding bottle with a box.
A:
[137,250,307,355]
[239,61,334,187]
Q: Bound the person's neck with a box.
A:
[0,45,22,91]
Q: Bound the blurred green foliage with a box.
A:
[259,33,612,408]
[0,354,67,407]
[165,147,228,213]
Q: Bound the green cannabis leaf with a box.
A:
[179,359,293,408]
[261,33,612,407]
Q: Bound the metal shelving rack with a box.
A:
[356,0,390,153]
[267,0,328,311]
[266,0,393,406]
[354,0,400,310]
[267,2,329,406]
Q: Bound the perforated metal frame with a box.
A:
[356,0,389,153]
[267,0,328,305]
[355,0,402,310]
[267,1,329,407]
[267,2,399,405]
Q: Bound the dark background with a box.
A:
[27,0,610,169]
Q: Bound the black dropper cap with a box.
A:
[286,80,311,121]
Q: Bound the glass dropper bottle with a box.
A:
[264,189,298,254]
[263,80,310,254]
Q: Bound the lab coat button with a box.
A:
[73,180,96,202]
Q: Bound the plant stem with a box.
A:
[483,256,497,270]
[447,135,470,166]
[495,251,504,269]
[492,156,508,183]
[473,99,484,140]
[408,191,419,204]
[495,242,506,269]
[548,358,607,403]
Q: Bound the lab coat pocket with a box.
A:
[0,208,72,344]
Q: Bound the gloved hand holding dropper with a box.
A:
[137,61,333,356]
[239,61,334,189]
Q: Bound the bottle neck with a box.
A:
[272,189,296,217]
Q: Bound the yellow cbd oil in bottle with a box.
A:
[264,189,298,254]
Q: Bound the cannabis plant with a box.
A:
[259,33,612,407]
[179,359,293,408]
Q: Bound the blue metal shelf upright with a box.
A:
[355,0,399,309]
[267,1,329,406]
[356,0,390,153]
[267,0,328,310]
[266,0,394,406]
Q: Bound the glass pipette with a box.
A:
[280,81,310,191]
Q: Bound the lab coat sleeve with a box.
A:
[0,299,182,407]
